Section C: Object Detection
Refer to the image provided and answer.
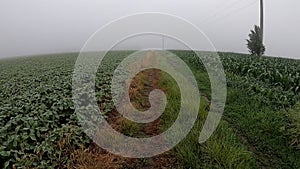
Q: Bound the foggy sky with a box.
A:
[0,0,299,59]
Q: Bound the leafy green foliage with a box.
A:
[16,124,90,168]
[176,50,300,168]
[246,25,265,56]
[0,54,78,168]
[0,52,130,168]
[220,52,300,109]
[0,51,299,168]
[174,50,299,109]
[225,89,300,168]
[284,103,300,150]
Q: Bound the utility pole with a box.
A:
[162,36,165,50]
[260,0,264,50]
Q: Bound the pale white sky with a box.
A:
[0,0,299,59]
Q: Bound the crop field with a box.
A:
[0,51,299,168]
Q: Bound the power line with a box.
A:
[199,0,249,23]
[200,0,258,25]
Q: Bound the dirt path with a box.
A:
[73,51,178,169]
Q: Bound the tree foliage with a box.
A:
[246,25,265,56]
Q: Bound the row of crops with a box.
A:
[0,52,130,168]
[0,54,84,168]
[220,53,300,108]
[0,51,299,168]
[172,50,300,168]
[172,50,300,109]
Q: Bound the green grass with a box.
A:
[225,88,299,168]
[187,60,300,168]
[159,71,256,168]
[285,102,300,150]
[1,51,299,168]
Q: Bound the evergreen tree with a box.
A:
[246,25,265,56]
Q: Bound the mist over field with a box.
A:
[0,0,299,59]
[1,1,300,168]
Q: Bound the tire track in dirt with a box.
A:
[73,51,179,169]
